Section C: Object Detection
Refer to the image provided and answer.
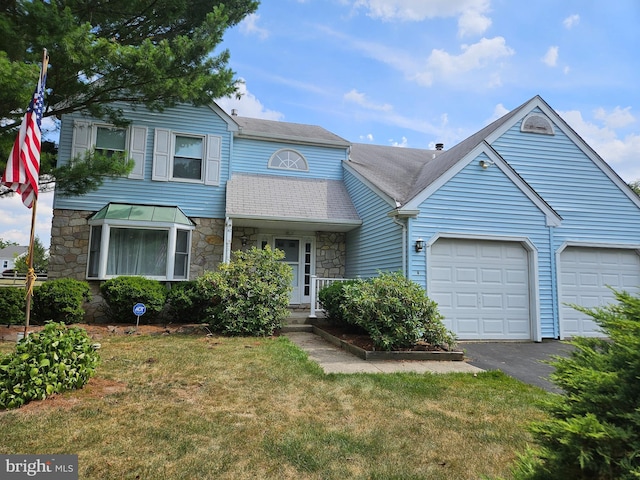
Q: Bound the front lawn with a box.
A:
[0,335,548,479]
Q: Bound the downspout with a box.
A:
[223,217,233,263]
[390,215,408,277]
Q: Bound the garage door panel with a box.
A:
[431,238,531,340]
[560,247,640,337]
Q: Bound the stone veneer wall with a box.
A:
[315,232,346,278]
[48,209,226,322]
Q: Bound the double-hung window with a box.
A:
[152,129,221,185]
[87,204,194,281]
[71,120,147,179]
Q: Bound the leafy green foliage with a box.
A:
[205,246,292,336]
[0,287,26,325]
[100,276,167,323]
[510,289,640,480]
[32,278,91,324]
[0,322,100,409]
[339,272,455,350]
[318,280,361,327]
[0,238,19,248]
[166,280,217,324]
[1,0,258,197]
[13,236,48,274]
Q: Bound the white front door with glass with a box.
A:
[261,236,314,305]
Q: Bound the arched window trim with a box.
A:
[521,113,555,135]
[268,148,309,171]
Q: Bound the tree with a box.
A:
[0,238,19,249]
[0,0,259,197]
[509,289,640,480]
[629,180,640,196]
[13,236,48,274]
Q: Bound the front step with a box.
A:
[286,310,312,325]
[280,324,314,333]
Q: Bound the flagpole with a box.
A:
[23,49,49,338]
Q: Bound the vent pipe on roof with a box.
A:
[231,109,238,116]
[435,143,444,150]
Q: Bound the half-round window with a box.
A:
[268,149,308,171]
[521,113,555,135]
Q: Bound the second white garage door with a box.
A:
[430,238,531,340]
[560,247,640,338]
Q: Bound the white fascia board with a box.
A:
[402,142,562,227]
[485,96,640,210]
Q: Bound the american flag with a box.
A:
[1,60,48,208]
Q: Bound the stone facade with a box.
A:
[316,232,346,278]
[48,209,348,320]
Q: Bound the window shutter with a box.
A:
[128,126,147,179]
[71,120,92,163]
[205,135,221,186]
[152,128,171,182]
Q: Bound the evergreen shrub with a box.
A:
[100,276,166,323]
[0,287,25,325]
[205,246,292,336]
[509,289,640,480]
[32,278,91,324]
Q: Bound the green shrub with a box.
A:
[206,246,292,336]
[166,280,215,324]
[318,280,361,327]
[32,278,91,324]
[0,322,100,410]
[340,272,455,350]
[509,289,640,480]
[0,287,25,325]
[100,276,166,323]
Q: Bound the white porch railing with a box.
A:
[309,275,351,318]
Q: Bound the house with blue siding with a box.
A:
[49,95,640,340]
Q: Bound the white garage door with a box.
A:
[560,247,640,337]
[430,238,531,340]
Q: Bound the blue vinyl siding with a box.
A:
[344,169,403,278]
[492,113,640,247]
[410,156,556,338]
[54,104,233,218]
[232,138,347,180]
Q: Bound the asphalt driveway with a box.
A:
[461,340,574,393]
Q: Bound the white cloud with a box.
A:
[389,136,409,147]
[560,109,640,182]
[0,192,53,248]
[487,103,510,123]
[593,106,635,129]
[359,133,375,142]
[239,13,269,40]
[344,89,393,111]
[416,37,514,85]
[216,81,284,120]
[542,46,558,67]
[353,0,492,36]
[563,14,580,29]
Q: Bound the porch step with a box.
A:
[280,324,314,333]
[285,310,312,325]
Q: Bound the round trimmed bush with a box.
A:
[166,280,217,324]
[100,276,166,323]
[32,278,91,324]
[0,287,26,325]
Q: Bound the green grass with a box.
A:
[0,335,549,479]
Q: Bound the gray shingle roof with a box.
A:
[233,116,350,147]
[226,173,361,227]
[348,97,532,205]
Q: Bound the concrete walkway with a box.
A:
[284,331,483,375]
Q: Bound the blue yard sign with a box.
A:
[133,303,146,330]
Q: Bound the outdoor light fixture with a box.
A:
[415,238,425,252]
[240,235,248,247]
[479,159,495,169]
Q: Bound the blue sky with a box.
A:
[2,0,640,248]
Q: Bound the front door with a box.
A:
[275,238,301,304]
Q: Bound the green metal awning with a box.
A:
[89,203,194,226]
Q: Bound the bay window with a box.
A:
[87,204,194,280]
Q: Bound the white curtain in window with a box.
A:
[107,228,168,276]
